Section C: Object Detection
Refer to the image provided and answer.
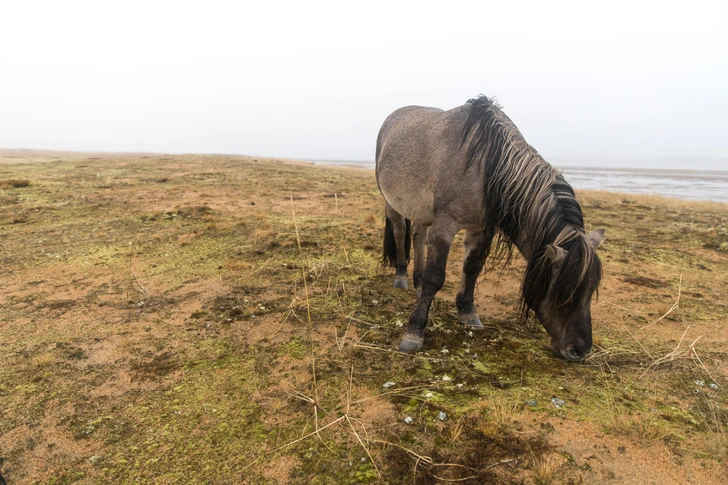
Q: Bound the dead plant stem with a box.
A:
[641,273,682,330]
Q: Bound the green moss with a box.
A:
[286,337,306,359]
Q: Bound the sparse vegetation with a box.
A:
[532,454,561,485]
[0,178,30,189]
[0,152,726,484]
[478,397,520,437]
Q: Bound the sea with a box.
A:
[311,159,728,203]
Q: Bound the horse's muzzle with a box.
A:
[554,342,591,362]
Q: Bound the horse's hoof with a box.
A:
[461,315,484,329]
[398,338,423,353]
[393,279,408,289]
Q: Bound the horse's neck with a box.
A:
[513,230,534,261]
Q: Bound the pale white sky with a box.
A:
[1,0,727,167]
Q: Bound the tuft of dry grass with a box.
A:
[444,415,468,444]
[0,178,31,189]
[605,408,632,437]
[478,398,519,437]
[698,429,728,462]
[633,416,669,443]
[606,410,667,443]
[696,402,728,461]
[492,398,519,427]
[532,454,561,485]
[30,350,58,368]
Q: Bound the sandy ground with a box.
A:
[0,153,726,484]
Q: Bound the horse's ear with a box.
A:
[545,244,568,266]
[586,229,605,249]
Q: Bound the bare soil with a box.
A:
[0,153,726,484]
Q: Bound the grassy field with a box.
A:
[0,153,726,484]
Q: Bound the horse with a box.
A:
[376,95,604,361]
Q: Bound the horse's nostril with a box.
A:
[567,347,586,361]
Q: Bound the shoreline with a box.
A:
[308,160,728,204]
[2,150,726,204]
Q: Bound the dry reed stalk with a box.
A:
[639,323,697,379]
[347,315,383,327]
[429,473,478,482]
[370,438,433,466]
[240,416,346,471]
[640,273,682,330]
[289,196,333,455]
[619,322,653,360]
[354,343,392,353]
[689,341,720,387]
[602,298,637,313]
[346,415,381,478]
[129,267,147,298]
[239,256,275,279]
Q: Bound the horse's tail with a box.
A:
[382,216,411,267]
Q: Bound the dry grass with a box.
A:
[30,350,58,368]
[633,416,669,443]
[576,189,728,212]
[606,410,668,443]
[696,402,728,461]
[444,415,468,444]
[699,429,728,462]
[0,178,30,189]
[478,398,520,437]
[532,454,561,485]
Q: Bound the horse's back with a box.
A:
[376,105,449,163]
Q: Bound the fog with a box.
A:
[1,1,727,168]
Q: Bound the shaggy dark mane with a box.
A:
[462,95,602,321]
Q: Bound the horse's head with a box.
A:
[526,229,605,362]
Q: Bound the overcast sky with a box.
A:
[1,1,727,167]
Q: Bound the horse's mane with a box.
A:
[461,95,602,321]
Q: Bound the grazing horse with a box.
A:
[376,96,604,361]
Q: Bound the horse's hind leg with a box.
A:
[455,228,493,330]
[412,224,428,299]
[383,202,411,289]
[399,218,457,353]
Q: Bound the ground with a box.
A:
[0,151,726,484]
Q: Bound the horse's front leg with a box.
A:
[399,221,456,353]
[455,228,493,329]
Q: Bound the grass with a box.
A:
[0,178,30,189]
[29,350,59,368]
[0,153,726,483]
[532,454,560,485]
[477,397,521,438]
[606,409,669,443]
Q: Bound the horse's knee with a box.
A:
[422,268,446,294]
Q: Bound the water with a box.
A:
[311,159,728,203]
[559,166,728,203]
